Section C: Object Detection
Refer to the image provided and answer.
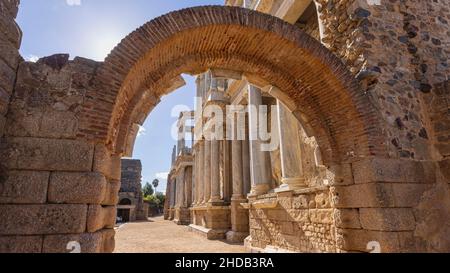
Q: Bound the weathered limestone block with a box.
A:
[43,232,102,253]
[86,205,116,233]
[43,229,115,253]
[352,157,436,184]
[102,180,120,206]
[48,172,107,204]
[0,204,87,235]
[0,235,43,253]
[332,183,432,208]
[100,229,115,253]
[94,144,121,181]
[0,171,49,204]
[6,109,79,139]
[334,209,361,229]
[1,137,94,172]
[43,228,115,253]
[360,208,416,232]
[337,229,401,253]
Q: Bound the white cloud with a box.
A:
[66,0,81,6]
[25,55,39,62]
[155,172,169,180]
[137,126,146,138]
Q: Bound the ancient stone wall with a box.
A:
[0,55,119,253]
[0,0,21,137]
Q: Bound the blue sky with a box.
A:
[17,0,223,193]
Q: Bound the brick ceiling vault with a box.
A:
[80,6,386,165]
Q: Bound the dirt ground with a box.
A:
[114,216,246,253]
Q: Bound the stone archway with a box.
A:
[4,5,440,253]
[80,6,384,165]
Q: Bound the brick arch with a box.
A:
[81,6,385,164]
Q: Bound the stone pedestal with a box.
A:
[174,207,191,226]
[227,198,249,243]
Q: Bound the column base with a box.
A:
[248,184,271,197]
[226,231,249,243]
[275,181,306,193]
[174,207,190,225]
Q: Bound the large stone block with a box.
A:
[48,172,107,204]
[0,235,43,253]
[0,171,49,204]
[1,137,94,172]
[337,229,401,253]
[43,232,102,253]
[332,183,394,208]
[352,158,436,184]
[360,208,416,231]
[94,144,121,180]
[87,205,116,233]
[101,229,116,253]
[102,180,121,206]
[334,209,361,229]
[6,110,79,139]
[0,204,87,235]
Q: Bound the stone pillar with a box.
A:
[248,85,272,196]
[178,168,185,208]
[232,139,244,199]
[203,140,211,204]
[242,134,251,196]
[171,178,176,208]
[276,101,306,191]
[197,141,205,205]
[226,122,250,243]
[210,139,222,204]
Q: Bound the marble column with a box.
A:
[203,140,211,203]
[276,101,306,191]
[210,139,222,204]
[242,123,251,196]
[178,168,185,208]
[232,139,244,199]
[171,179,176,208]
[197,141,205,205]
[248,85,272,196]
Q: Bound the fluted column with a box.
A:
[197,141,205,205]
[276,101,306,191]
[232,139,244,199]
[248,85,272,196]
[210,139,222,204]
[242,121,251,196]
[203,140,211,203]
[178,167,186,208]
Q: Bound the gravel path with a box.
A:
[114,216,245,253]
